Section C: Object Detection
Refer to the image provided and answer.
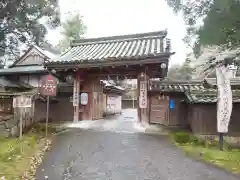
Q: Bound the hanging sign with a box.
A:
[216,66,232,133]
[39,74,58,97]
[139,80,147,108]
[81,92,88,105]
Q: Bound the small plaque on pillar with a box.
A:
[81,92,88,105]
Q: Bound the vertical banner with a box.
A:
[139,80,147,108]
[216,65,232,133]
[73,76,80,107]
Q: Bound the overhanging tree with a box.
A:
[0,0,60,62]
[167,58,193,80]
[165,0,240,55]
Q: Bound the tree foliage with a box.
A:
[166,0,240,53]
[57,13,86,52]
[198,0,240,47]
[0,0,60,60]
[167,56,194,80]
[189,45,240,79]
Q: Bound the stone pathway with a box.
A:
[62,108,146,133]
[36,130,239,180]
[35,109,239,180]
[61,109,167,135]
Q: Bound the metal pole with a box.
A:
[46,96,50,136]
[219,133,224,151]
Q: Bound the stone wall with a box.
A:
[196,134,240,148]
[0,115,19,137]
[0,114,35,138]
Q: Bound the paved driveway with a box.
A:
[36,129,239,180]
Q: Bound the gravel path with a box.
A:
[36,129,240,180]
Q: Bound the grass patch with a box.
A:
[0,123,58,180]
[170,131,240,175]
[182,145,240,174]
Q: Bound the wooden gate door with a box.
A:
[150,95,169,124]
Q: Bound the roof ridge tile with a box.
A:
[72,30,167,46]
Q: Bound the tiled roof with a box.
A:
[149,79,204,92]
[185,89,240,104]
[10,45,58,68]
[149,79,240,104]
[0,77,21,88]
[33,45,57,59]
[0,88,38,96]
[0,65,46,75]
[48,30,171,65]
[204,78,240,86]
[16,80,34,89]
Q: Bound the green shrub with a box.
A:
[170,132,232,148]
[191,136,205,146]
[171,132,192,144]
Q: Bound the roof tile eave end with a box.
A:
[46,52,172,66]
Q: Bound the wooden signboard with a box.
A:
[81,92,88,105]
[13,96,32,108]
[39,74,58,97]
[39,74,58,136]
[139,81,147,108]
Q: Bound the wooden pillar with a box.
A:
[81,75,94,120]
[92,76,102,120]
[137,70,149,125]
[137,77,141,122]
[73,73,80,122]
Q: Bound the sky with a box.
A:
[46,0,190,66]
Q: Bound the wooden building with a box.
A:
[0,45,57,136]
[46,30,173,122]
[102,80,125,116]
[0,45,126,130]
[122,83,137,109]
[0,77,42,137]
[148,78,240,136]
